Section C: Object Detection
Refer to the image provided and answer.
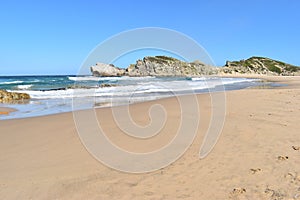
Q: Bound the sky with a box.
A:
[0,0,299,75]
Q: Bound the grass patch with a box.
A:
[267,65,281,74]
[146,56,180,64]
[155,56,179,61]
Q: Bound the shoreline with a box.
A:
[0,75,294,120]
[217,75,300,88]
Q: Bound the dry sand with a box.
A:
[0,76,300,199]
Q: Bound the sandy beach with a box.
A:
[0,76,300,199]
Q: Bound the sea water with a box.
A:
[0,75,264,120]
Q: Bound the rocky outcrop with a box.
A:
[90,56,217,77]
[99,83,118,88]
[90,56,300,77]
[0,90,30,103]
[126,56,217,77]
[219,57,300,76]
[91,63,125,77]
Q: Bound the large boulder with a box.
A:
[0,90,30,103]
[90,63,125,77]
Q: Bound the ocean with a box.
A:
[0,75,264,120]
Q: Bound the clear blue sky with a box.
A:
[0,0,299,75]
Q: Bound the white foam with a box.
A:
[221,78,257,85]
[17,84,32,90]
[68,76,101,81]
[191,77,207,81]
[68,76,156,82]
[1,80,23,84]
[8,77,258,100]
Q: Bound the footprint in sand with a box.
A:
[250,168,262,174]
[277,156,289,161]
[292,146,300,151]
[230,188,246,195]
[229,188,247,199]
[284,172,300,183]
[264,187,286,199]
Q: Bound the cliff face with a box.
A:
[219,57,300,76]
[126,56,217,77]
[91,56,218,77]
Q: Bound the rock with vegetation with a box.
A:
[219,57,300,76]
[91,62,125,77]
[90,56,300,77]
[126,56,217,77]
[0,90,30,103]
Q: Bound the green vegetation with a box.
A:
[146,56,181,64]
[146,57,166,64]
[230,56,299,74]
[267,65,281,74]
[241,60,254,68]
[155,56,179,61]
[261,59,281,74]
